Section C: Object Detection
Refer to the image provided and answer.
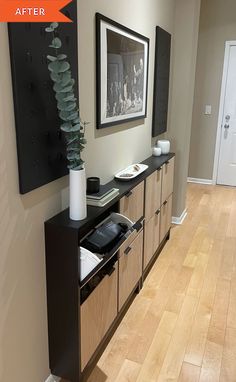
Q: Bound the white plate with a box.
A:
[115,164,148,181]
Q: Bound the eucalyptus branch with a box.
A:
[45,22,88,170]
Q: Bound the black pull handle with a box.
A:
[134,220,143,232]
[107,266,115,277]
[125,190,133,198]
[124,246,132,255]
[155,209,160,215]
[164,200,168,206]
[166,161,170,165]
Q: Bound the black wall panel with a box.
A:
[152,26,171,137]
[8,1,78,194]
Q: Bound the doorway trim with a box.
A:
[213,41,236,185]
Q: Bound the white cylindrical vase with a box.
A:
[69,168,87,221]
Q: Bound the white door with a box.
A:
[217,44,236,186]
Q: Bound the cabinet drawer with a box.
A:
[118,230,143,310]
[145,169,162,221]
[160,194,172,243]
[80,264,118,370]
[161,157,175,205]
[144,211,160,269]
[119,181,144,223]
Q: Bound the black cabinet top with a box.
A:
[45,153,175,232]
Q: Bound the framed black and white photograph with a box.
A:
[96,13,149,129]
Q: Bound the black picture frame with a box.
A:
[96,13,149,129]
[152,26,171,137]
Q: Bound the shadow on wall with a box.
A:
[94,118,144,139]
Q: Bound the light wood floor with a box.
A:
[86,183,236,382]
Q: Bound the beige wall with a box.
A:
[0,23,69,382]
[0,2,177,381]
[0,1,201,380]
[79,0,176,185]
[189,0,236,180]
[167,0,201,217]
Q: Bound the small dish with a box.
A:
[115,164,148,181]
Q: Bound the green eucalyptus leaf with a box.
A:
[47,55,57,62]
[53,82,64,92]
[50,72,61,82]
[67,152,80,161]
[63,94,77,102]
[51,22,59,29]
[61,122,73,132]
[64,102,77,112]
[67,136,78,145]
[73,117,80,124]
[67,145,79,151]
[69,123,80,132]
[61,72,71,87]
[66,111,79,121]
[57,101,68,111]
[57,84,73,93]
[45,27,54,32]
[59,110,71,121]
[48,61,61,73]
[58,61,70,73]
[57,101,76,112]
[55,92,66,102]
[51,37,62,49]
[57,54,67,60]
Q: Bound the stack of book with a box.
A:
[86,185,119,207]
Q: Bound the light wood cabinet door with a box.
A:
[160,194,173,243]
[161,157,175,205]
[80,264,118,370]
[118,230,143,310]
[145,169,162,221]
[119,181,144,223]
[143,211,160,269]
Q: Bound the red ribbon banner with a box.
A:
[0,0,73,22]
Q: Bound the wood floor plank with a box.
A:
[210,278,231,331]
[184,239,223,367]
[186,251,209,298]
[220,327,236,381]
[127,287,171,364]
[220,238,236,281]
[156,295,198,381]
[199,326,225,382]
[227,280,236,329]
[136,311,177,382]
[114,359,141,382]
[178,362,201,382]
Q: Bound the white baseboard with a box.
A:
[187,177,213,185]
[45,375,60,382]
[172,209,187,225]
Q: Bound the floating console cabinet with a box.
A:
[44,154,175,382]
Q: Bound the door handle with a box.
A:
[124,246,132,255]
[224,124,230,129]
[155,209,160,215]
[107,266,116,277]
[125,190,133,198]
